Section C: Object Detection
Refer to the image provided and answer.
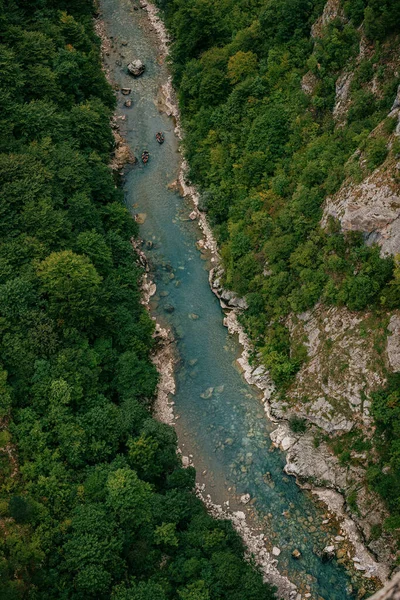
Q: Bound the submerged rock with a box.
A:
[322,545,336,560]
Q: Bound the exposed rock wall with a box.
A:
[370,573,400,600]
[280,305,388,431]
[310,0,345,38]
[322,156,400,257]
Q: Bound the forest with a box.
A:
[155,0,400,542]
[0,1,276,598]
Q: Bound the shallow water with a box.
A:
[99,1,353,597]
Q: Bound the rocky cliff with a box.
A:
[266,0,400,578]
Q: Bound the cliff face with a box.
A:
[322,123,400,257]
[267,1,400,573]
[371,573,400,600]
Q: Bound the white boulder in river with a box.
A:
[127,59,145,76]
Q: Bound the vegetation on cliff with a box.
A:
[156,0,400,546]
[0,1,276,598]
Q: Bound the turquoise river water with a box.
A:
[99,1,355,598]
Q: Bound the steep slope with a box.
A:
[156,0,400,571]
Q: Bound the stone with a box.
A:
[281,436,295,451]
[391,84,400,111]
[235,511,246,520]
[322,163,400,257]
[188,313,199,320]
[135,213,147,224]
[182,456,190,467]
[333,71,353,121]
[189,210,197,220]
[164,304,175,313]
[127,59,145,77]
[272,546,281,556]
[292,549,301,559]
[200,387,214,399]
[121,87,131,95]
[240,494,251,505]
[301,71,318,95]
[323,545,335,558]
[387,315,400,372]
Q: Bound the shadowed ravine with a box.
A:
[99,0,354,597]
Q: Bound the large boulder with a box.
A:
[127,60,145,77]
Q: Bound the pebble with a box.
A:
[272,546,281,556]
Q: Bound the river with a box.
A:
[98,0,356,598]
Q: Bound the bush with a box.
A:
[365,137,388,171]
[289,415,308,434]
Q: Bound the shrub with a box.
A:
[289,415,308,434]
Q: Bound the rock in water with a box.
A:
[292,549,301,559]
[322,545,335,560]
[240,493,251,505]
[127,60,145,77]
[121,87,131,95]
[272,546,281,556]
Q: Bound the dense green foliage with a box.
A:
[158,0,400,387]
[369,375,400,531]
[0,1,275,599]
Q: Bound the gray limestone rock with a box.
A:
[387,314,400,372]
[127,59,145,76]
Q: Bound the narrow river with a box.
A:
[99,1,354,598]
